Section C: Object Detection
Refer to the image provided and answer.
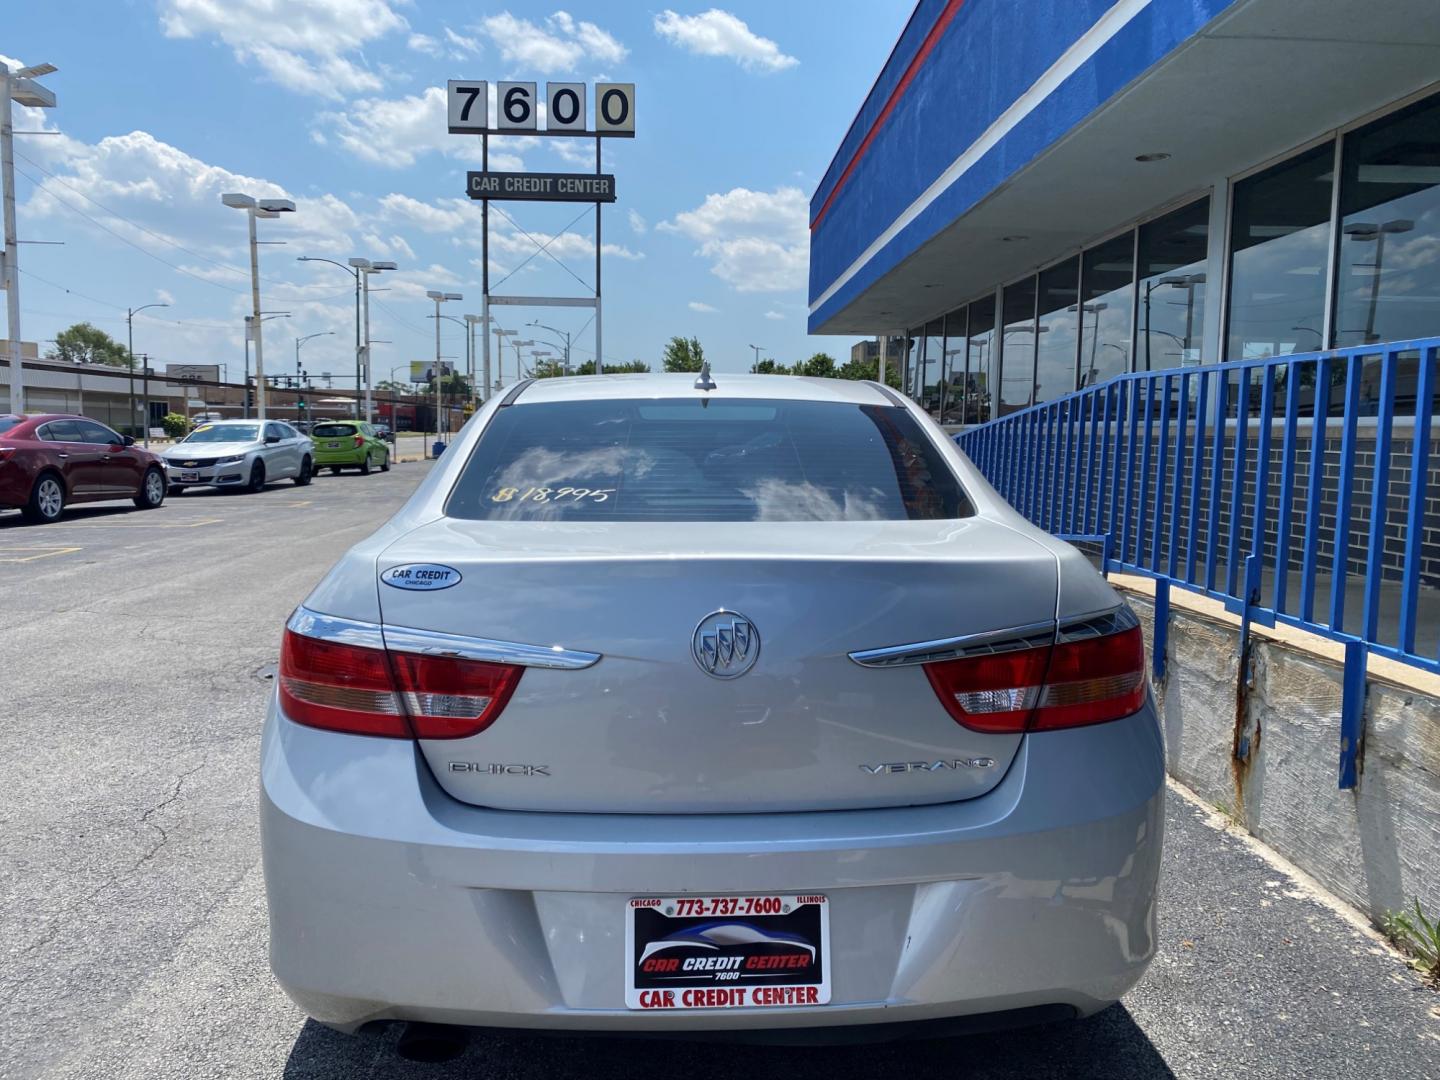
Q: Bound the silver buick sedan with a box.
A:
[261,372,1163,1044]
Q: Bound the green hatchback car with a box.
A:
[310,421,391,475]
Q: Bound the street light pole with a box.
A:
[127,302,169,443]
[426,290,462,451]
[528,320,573,374]
[223,193,296,420]
[3,61,57,416]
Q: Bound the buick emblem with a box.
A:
[692,610,760,679]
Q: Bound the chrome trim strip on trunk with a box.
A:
[287,607,602,670]
[848,620,1058,668]
[287,607,387,650]
[381,623,602,670]
[847,605,1133,669]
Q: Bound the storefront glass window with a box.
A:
[940,306,968,424]
[967,296,996,425]
[1228,142,1335,359]
[1137,198,1209,368]
[1034,257,1081,403]
[999,277,1038,415]
[921,319,944,416]
[904,330,922,400]
[1333,94,1440,350]
[1079,231,1135,386]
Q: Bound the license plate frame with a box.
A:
[178,471,199,483]
[624,894,830,1011]
[326,441,341,449]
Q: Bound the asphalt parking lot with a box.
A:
[1,462,1437,1079]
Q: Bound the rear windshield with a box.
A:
[312,423,357,437]
[446,398,972,522]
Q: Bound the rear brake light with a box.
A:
[924,611,1145,733]
[279,626,522,739]
[353,434,365,448]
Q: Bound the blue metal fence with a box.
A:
[955,337,1440,788]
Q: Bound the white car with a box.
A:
[162,418,313,493]
[261,372,1162,1047]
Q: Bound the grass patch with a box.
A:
[1383,901,1440,986]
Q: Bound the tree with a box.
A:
[796,352,838,379]
[47,322,132,367]
[750,358,787,374]
[576,359,651,374]
[375,379,410,392]
[532,359,568,379]
[662,336,705,373]
[837,355,902,389]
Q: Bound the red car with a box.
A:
[0,414,169,524]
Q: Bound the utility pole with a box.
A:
[748,343,765,370]
[2,62,57,416]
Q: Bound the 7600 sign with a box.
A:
[447,80,635,137]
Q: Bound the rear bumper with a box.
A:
[313,448,368,464]
[261,698,1164,1034]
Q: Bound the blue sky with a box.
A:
[5,1,907,384]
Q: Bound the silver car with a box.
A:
[262,373,1162,1042]
[161,418,313,493]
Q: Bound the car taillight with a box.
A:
[353,434,365,448]
[279,627,522,739]
[0,447,14,462]
[924,611,1145,733]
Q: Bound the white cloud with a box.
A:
[764,310,785,321]
[628,209,647,234]
[659,186,808,293]
[479,11,627,74]
[318,85,528,169]
[653,9,797,72]
[688,301,718,313]
[379,193,470,233]
[158,0,406,98]
[444,27,481,55]
[408,33,442,56]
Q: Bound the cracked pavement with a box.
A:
[2,461,1438,1079]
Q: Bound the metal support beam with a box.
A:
[1339,639,1368,790]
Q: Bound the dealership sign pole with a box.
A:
[448,80,633,385]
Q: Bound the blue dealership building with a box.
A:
[809,0,1440,425]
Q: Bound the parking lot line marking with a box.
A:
[33,517,224,530]
[0,546,82,562]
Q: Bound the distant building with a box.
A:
[849,339,906,366]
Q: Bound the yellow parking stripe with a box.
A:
[0,546,82,563]
[35,517,224,530]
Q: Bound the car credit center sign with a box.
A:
[448,80,633,203]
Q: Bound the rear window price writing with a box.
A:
[491,486,616,504]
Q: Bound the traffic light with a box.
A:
[297,398,307,415]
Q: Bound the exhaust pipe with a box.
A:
[396,1021,469,1063]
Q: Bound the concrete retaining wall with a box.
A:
[1125,587,1440,926]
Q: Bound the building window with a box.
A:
[1078,231,1135,386]
[967,295,996,425]
[904,330,922,400]
[1137,197,1209,368]
[1228,142,1335,359]
[1333,93,1440,350]
[1034,257,1081,403]
[921,318,944,416]
[940,306,968,424]
[999,276,1038,415]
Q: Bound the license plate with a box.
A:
[625,894,829,1011]
[178,471,199,482]
[326,442,340,449]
